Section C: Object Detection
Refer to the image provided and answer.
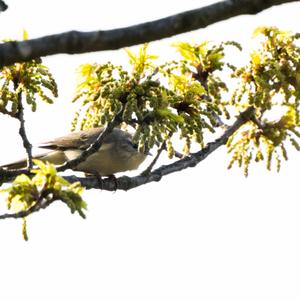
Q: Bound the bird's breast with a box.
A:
[64,149,146,176]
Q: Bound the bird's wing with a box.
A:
[38,128,132,151]
[38,127,105,150]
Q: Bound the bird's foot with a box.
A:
[85,172,103,189]
[84,172,118,191]
[107,175,118,192]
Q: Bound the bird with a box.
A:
[1,128,148,176]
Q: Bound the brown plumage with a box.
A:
[1,128,148,176]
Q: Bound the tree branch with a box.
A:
[0,0,298,67]
[0,198,53,220]
[0,107,17,118]
[141,140,166,175]
[0,0,7,12]
[64,107,255,191]
[16,90,33,170]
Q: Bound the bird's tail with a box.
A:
[1,150,68,170]
[0,154,45,170]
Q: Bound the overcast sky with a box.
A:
[0,1,300,300]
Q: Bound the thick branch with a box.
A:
[0,168,29,184]
[64,107,255,191]
[0,0,298,67]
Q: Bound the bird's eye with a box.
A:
[121,140,139,152]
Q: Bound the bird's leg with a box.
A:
[84,172,118,191]
[96,174,104,190]
[85,172,103,189]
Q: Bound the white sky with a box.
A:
[0,1,300,300]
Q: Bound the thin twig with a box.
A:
[141,141,166,175]
[0,198,53,220]
[16,91,33,170]
[0,107,17,118]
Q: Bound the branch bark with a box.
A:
[16,93,33,170]
[0,198,53,220]
[0,0,7,12]
[0,0,298,67]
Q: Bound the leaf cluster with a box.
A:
[0,34,57,116]
[171,40,241,111]
[72,28,300,175]
[72,42,239,156]
[0,160,86,240]
[228,27,300,175]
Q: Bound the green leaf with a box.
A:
[14,174,31,185]
[251,51,261,66]
[156,108,184,123]
[22,29,28,41]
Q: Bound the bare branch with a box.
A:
[0,0,298,67]
[64,107,255,191]
[16,90,33,169]
[141,141,167,175]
